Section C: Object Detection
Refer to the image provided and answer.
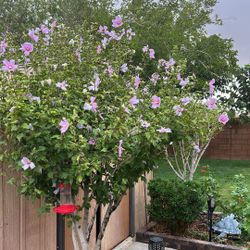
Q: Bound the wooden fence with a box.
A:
[0,166,56,250]
[0,163,151,250]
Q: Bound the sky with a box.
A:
[207,0,250,66]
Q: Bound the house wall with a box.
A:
[204,123,250,160]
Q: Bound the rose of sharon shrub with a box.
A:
[0,16,228,249]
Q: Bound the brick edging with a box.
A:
[136,222,245,250]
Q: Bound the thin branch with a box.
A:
[179,140,190,176]
[86,204,99,242]
[82,182,90,237]
[194,139,212,172]
[165,147,184,180]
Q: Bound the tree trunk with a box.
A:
[72,221,89,250]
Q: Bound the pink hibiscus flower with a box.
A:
[142,45,149,53]
[134,75,141,89]
[21,42,34,56]
[173,105,184,116]
[59,118,70,134]
[89,74,101,92]
[56,81,68,91]
[88,139,96,145]
[21,157,36,170]
[28,29,39,42]
[149,49,155,59]
[84,97,98,112]
[181,97,192,106]
[151,95,161,109]
[129,96,140,108]
[206,97,217,110]
[40,24,50,34]
[0,40,7,55]
[209,79,215,96]
[112,16,123,28]
[2,59,18,72]
[218,114,229,125]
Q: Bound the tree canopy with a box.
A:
[0,0,239,91]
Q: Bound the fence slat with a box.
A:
[3,167,20,250]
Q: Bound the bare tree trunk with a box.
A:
[72,222,80,250]
[72,220,89,250]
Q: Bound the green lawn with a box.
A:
[154,158,250,199]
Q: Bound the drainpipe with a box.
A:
[129,186,135,237]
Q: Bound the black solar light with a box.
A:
[148,236,164,250]
[207,196,216,242]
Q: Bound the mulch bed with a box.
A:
[151,213,249,248]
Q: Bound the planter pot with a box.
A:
[136,222,246,250]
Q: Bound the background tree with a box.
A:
[218,64,250,121]
[0,0,114,38]
[0,0,239,92]
[120,0,238,89]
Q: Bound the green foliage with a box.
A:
[0,17,225,228]
[121,0,238,88]
[222,175,250,237]
[199,169,219,200]
[0,0,238,91]
[220,64,250,121]
[0,0,114,38]
[0,22,158,208]
[148,179,205,234]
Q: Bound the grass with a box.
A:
[154,158,250,199]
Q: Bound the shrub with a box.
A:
[199,166,220,205]
[148,179,205,234]
[222,174,250,238]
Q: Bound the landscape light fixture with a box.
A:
[148,236,165,250]
[207,196,216,242]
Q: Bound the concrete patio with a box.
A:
[113,237,176,250]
